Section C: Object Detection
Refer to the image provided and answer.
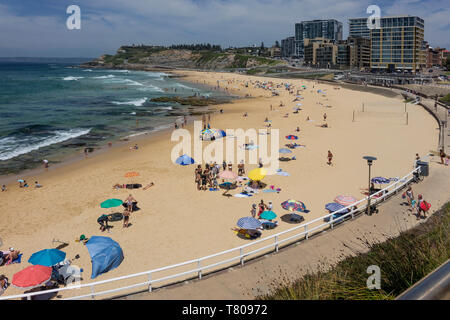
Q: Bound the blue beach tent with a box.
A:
[175,154,195,166]
[86,236,124,279]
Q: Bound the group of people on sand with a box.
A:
[194,161,246,191]
[98,194,139,231]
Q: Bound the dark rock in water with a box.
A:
[150,96,219,106]
[61,142,87,148]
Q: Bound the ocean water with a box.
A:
[0,62,227,175]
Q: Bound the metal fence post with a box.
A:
[90,285,95,299]
[240,248,244,266]
[305,225,308,240]
[275,236,279,252]
[148,273,152,292]
[330,214,334,229]
[197,260,202,279]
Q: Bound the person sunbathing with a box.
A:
[113,183,126,189]
[1,248,21,265]
[143,182,155,190]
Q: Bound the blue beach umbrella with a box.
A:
[216,130,227,138]
[28,249,66,267]
[237,217,262,230]
[85,236,124,279]
[175,154,195,166]
[325,202,349,213]
[279,148,292,154]
[260,210,277,220]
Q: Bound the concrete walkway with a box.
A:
[118,161,449,300]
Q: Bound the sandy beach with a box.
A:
[0,70,440,299]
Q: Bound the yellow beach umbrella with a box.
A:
[248,168,267,181]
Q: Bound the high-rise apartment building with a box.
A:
[294,19,343,58]
[349,18,371,39]
[281,36,295,58]
[348,37,371,69]
[371,16,425,72]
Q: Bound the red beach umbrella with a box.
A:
[12,265,52,289]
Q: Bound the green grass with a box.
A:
[260,202,450,300]
[439,94,450,104]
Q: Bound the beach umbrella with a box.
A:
[100,198,123,209]
[17,179,24,183]
[334,195,358,206]
[219,170,238,180]
[175,154,195,166]
[285,135,298,140]
[281,200,307,212]
[296,103,303,106]
[12,265,52,289]
[237,217,262,230]
[279,148,292,154]
[85,236,124,279]
[28,249,66,267]
[260,210,277,220]
[276,171,290,176]
[325,202,349,213]
[124,171,139,178]
[215,130,227,138]
[248,168,267,181]
[371,177,390,184]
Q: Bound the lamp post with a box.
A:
[363,156,377,215]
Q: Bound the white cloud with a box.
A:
[0,0,448,57]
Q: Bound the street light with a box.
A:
[363,156,377,215]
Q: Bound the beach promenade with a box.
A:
[0,71,444,299]
[120,160,450,300]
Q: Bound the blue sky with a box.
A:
[0,0,448,57]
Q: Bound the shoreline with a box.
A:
[0,69,441,299]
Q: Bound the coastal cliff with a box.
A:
[80,45,285,71]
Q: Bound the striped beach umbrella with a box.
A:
[371,177,390,184]
[334,195,358,206]
[12,265,52,289]
[285,135,298,140]
[237,217,262,230]
[325,202,349,213]
[281,200,307,212]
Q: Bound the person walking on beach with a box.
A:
[43,159,49,170]
[439,149,446,165]
[125,194,137,212]
[123,209,130,228]
[323,113,327,122]
[405,186,414,207]
[1,185,6,192]
[416,194,429,220]
[327,150,333,165]
[250,204,257,218]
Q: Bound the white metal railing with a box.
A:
[0,167,421,300]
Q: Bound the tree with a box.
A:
[444,57,450,70]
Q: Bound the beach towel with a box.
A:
[209,188,219,191]
[12,254,23,264]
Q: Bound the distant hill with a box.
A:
[80,45,285,71]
